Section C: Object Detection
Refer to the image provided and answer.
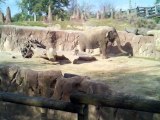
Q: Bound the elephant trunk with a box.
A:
[116,37,128,55]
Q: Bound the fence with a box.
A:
[128,4,160,18]
[1,91,160,120]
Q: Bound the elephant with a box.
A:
[78,26,130,58]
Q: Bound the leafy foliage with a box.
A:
[18,0,69,16]
[135,18,156,29]
[155,0,160,4]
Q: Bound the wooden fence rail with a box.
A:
[1,91,160,120]
[71,93,160,113]
[0,92,88,120]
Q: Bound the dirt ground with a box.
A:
[0,51,160,100]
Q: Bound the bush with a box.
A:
[12,13,32,22]
[135,18,156,29]
[153,17,160,24]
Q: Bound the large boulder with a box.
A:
[147,30,160,51]
[53,74,154,120]
[117,31,155,58]
[53,75,113,120]
[0,65,63,119]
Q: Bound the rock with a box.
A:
[56,51,96,64]
[31,47,47,58]
[125,28,138,35]
[12,56,16,59]
[0,25,157,60]
[0,26,80,52]
[20,39,46,58]
[4,39,12,51]
[117,31,154,58]
[5,7,11,24]
[137,28,150,36]
[46,47,57,61]
[0,65,63,119]
[63,73,79,78]
[0,11,4,23]
[139,43,156,58]
[147,30,160,52]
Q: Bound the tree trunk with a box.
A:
[48,4,53,23]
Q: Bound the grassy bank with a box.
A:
[11,18,133,30]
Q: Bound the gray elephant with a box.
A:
[78,26,130,58]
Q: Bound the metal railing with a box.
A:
[1,91,160,120]
[115,4,160,18]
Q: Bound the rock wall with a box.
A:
[0,25,159,59]
[0,65,111,120]
[0,25,79,51]
[117,31,160,59]
[0,65,156,120]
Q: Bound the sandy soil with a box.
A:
[0,51,160,99]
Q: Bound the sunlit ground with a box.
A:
[1,51,160,100]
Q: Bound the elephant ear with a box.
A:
[105,31,111,38]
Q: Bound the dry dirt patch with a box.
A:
[0,51,160,99]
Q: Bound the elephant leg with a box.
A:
[100,42,108,59]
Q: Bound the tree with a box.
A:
[68,0,77,14]
[129,0,132,9]
[18,0,69,20]
[99,2,114,19]
[0,0,5,7]
[0,0,5,3]
[155,0,160,4]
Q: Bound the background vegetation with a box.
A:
[0,0,160,31]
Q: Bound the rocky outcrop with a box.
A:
[0,65,63,120]
[117,31,157,59]
[0,65,157,120]
[147,30,160,51]
[53,74,154,120]
[0,25,79,52]
[0,25,159,59]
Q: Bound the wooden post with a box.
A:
[136,7,139,17]
[78,105,88,120]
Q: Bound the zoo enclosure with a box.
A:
[0,91,160,120]
[119,3,160,18]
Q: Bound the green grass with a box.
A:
[12,21,48,27]
[10,18,134,30]
[85,18,134,30]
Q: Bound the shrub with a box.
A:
[153,17,160,24]
[135,18,156,29]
